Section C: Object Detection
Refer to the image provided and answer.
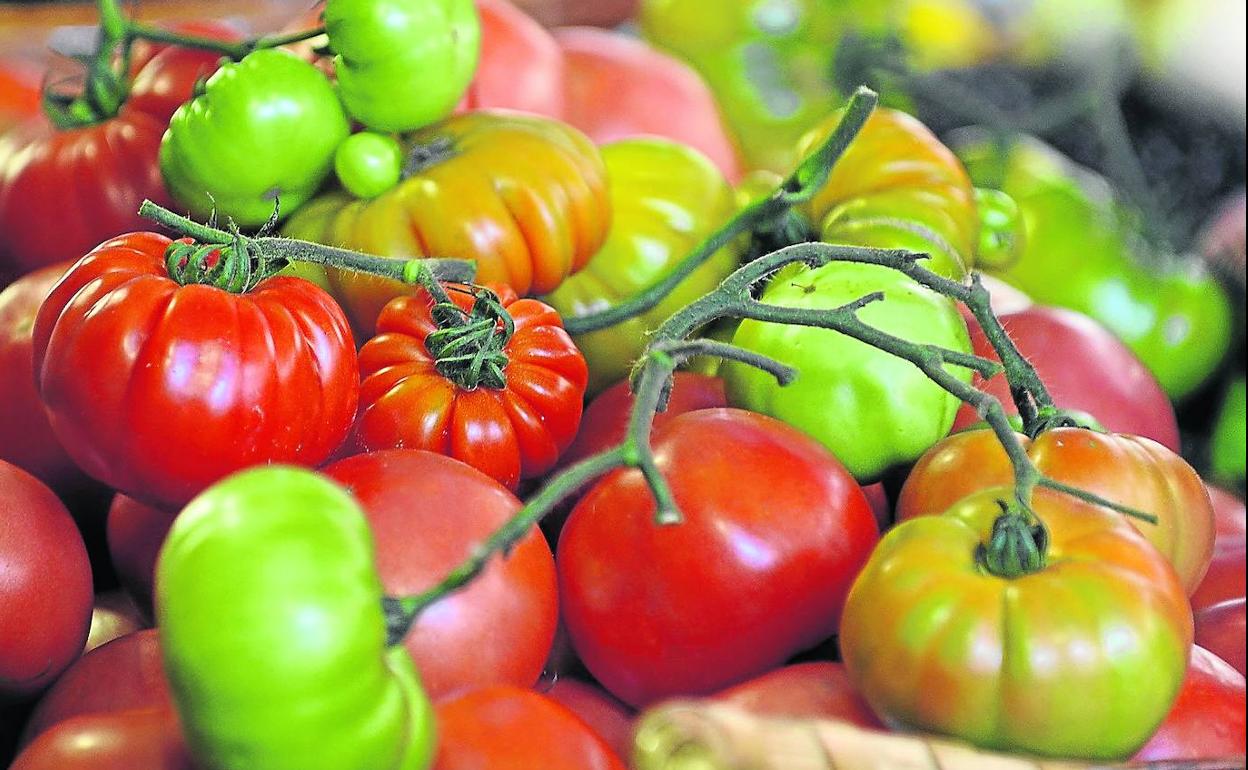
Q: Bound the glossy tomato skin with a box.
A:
[356,285,588,489]
[127,25,240,124]
[10,709,191,770]
[896,428,1216,595]
[284,111,609,332]
[32,232,359,510]
[541,678,634,759]
[106,495,175,616]
[323,450,558,702]
[461,0,565,117]
[558,408,879,707]
[953,306,1180,450]
[713,661,882,729]
[1195,598,1246,677]
[1134,645,1246,761]
[434,685,627,770]
[1191,487,1246,612]
[842,488,1193,759]
[0,461,93,702]
[543,138,742,392]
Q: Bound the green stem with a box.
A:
[127,23,328,61]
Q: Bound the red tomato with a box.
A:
[953,306,1180,451]
[128,40,236,125]
[323,450,558,702]
[84,592,146,654]
[713,661,882,729]
[542,678,635,759]
[1191,486,1247,612]
[512,0,639,26]
[862,483,891,533]
[1134,645,1246,761]
[0,461,93,701]
[461,0,565,117]
[558,408,879,707]
[434,686,627,770]
[555,27,741,182]
[1196,598,1247,677]
[10,710,190,770]
[106,495,175,616]
[0,262,92,492]
[32,232,359,509]
[356,285,587,490]
[0,57,41,132]
[127,20,240,74]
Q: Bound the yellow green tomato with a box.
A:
[543,138,741,393]
[156,466,435,770]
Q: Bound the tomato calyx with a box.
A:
[1026,406,1106,439]
[976,500,1049,579]
[424,283,516,391]
[402,135,459,179]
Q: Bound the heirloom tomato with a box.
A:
[157,467,435,770]
[127,24,241,124]
[558,409,878,707]
[32,232,358,510]
[1134,645,1246,761]
[1190,486,1246,612]
[1195,598,1246,676]
[841,487,1192,759]
[544,138,741,392]
[896,427,1216,594]
[284,111,609,332]
[355,285,587,489]
[463,0,564,117]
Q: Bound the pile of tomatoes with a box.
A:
[0,1,1243,769]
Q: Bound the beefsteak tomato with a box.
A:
[1134,645,1246,761]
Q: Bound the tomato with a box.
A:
[157,466,435,770]
[127,26,240,124]
[544,138,741,392]
[1191,486,1246,612]
[952,305,1180,450]
[356,285,587,489]
[462,0,565,117]
[0,57,41,132]
[84,592,146,654]
[334,132,404,200]
[10,710,191,770]
[724,261,973,482]
[542,678,635,758]
[160,48,350,227]
[326,0,479,132]
[842,487,1193,759]
[434,685,628,770]
[1134,645,1246,761]
[713,662,882,729]
[0,461,93,702]
[284,111,609,332]
[106,495,175,616]
[1210,377,1246,489]
[32,232,358,510]
[1195,599,1246,677]
[513,0,638,26]
[323,450,558,702]
[896,427,1216,595]
[555,27,742,182]
[559,408,878,707]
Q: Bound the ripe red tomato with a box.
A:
[0,57,41,132]
[106,496,175,616]
[0,461,93,701]
[542,678,635,758]
[1134,645,1246,761]
[1196,598,1247,677]
[558,408,879,707]
[713,661,883,729]
[128,38,236,125]
[555,27,741,182]
[434,685,627,770]
[1191,486,1246,612]
[32,232,359,509]
[953,306,1180,451]
[513,0,638,26]
[461,0,565,117]
[9,710,190,770]
[323,450,558,702]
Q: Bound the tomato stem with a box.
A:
[126,24,328,61]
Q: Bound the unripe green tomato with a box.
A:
[326,0,481,132]
[156,466,435,770]
[160,49,350,227]
[335,132,403,199]
[1211,377,1246,488]
[723,262,973,482]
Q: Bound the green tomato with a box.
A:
[156,466,435,770]
[543,138,742,394]
[160,49,350,227]
[335,131,403,199]
[326,0,480,132]
[723,262,973,482]
[1211,377,1246,488]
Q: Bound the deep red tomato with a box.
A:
[0,461,93,701]
[128,36,238,125]
[106,495,175,616]
[1195,598,1247,677]
[434,685,627,770]
[541,678,635,759]
[0,57,41,132]
[1134,645,1246,761]
[10,710,190,770]
[356,284,587,491]
[558,408,879,707]
[713,661,882,730]
[323,450,558,702]
[32,232,358,509]
[953,305,1180,451]
[555,27,741,182]
[1191,486,1247,612]
[460,0,565,117]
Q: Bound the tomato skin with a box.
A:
[1191,486,1246,612]
[323,450,558,702]
[462,0,565,117]
[897,428,1216,595]
[10,709,191,770]
[713,662,882,729]
[953,305,1180,451]
[1195,598,1246,677]
[1134,645,1246,761]
[842,487,1193,759]
[0,461,93,702]
[32,232,359,510]
[356,285,588,489]
[543,138,742,393]
[106,495,175,616]
[434,686,628,770]
[558,408,878,707]
[542,678,634,758]
[128,27,240,125]
[284,111,610,332]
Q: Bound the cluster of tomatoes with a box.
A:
[0,1,1244,769]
